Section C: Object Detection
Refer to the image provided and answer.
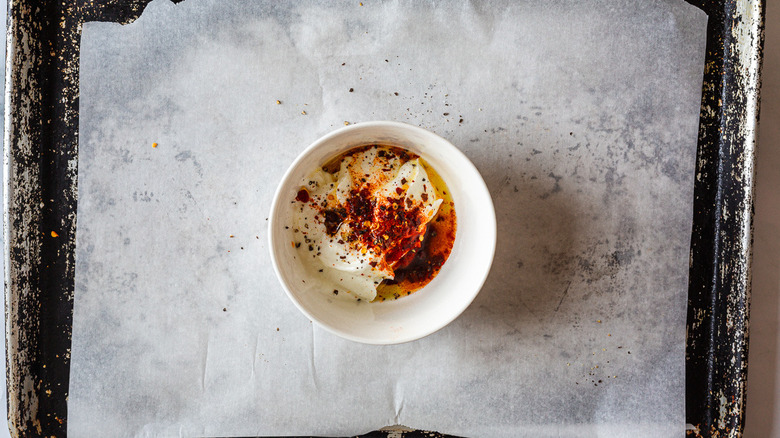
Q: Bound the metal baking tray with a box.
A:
[3,0,764,436]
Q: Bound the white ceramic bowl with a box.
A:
[268,121,496,344]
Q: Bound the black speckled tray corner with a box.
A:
[3,0,764,437]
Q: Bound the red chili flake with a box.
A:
[295,188,310,203]
[395,187,404,195]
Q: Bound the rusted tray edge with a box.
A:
[684,0,764,437]
[2,0,765,437]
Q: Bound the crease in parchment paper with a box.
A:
[394,381,405,425]
[310,322,321,392]
[200,333,211,393]
[68,0,707,436]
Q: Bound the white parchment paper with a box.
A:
[70,1,707,436]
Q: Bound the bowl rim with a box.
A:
[268,120,496,344]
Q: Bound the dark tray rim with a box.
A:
[3,0,765,436]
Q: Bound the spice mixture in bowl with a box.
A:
[269,122,495,344]
[290,144,457,303]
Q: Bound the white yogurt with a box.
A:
[291,146,442,301]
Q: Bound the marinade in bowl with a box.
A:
[289,144,456,303]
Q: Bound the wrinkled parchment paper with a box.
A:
[70,1,707,436]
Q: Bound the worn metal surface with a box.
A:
[3,1,153,436]
[5,1,82,436]
[684,0,764,437]
[2,0,763,437]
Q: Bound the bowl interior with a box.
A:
[269,122,496,344]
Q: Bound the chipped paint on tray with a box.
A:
[2,0,765,437]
